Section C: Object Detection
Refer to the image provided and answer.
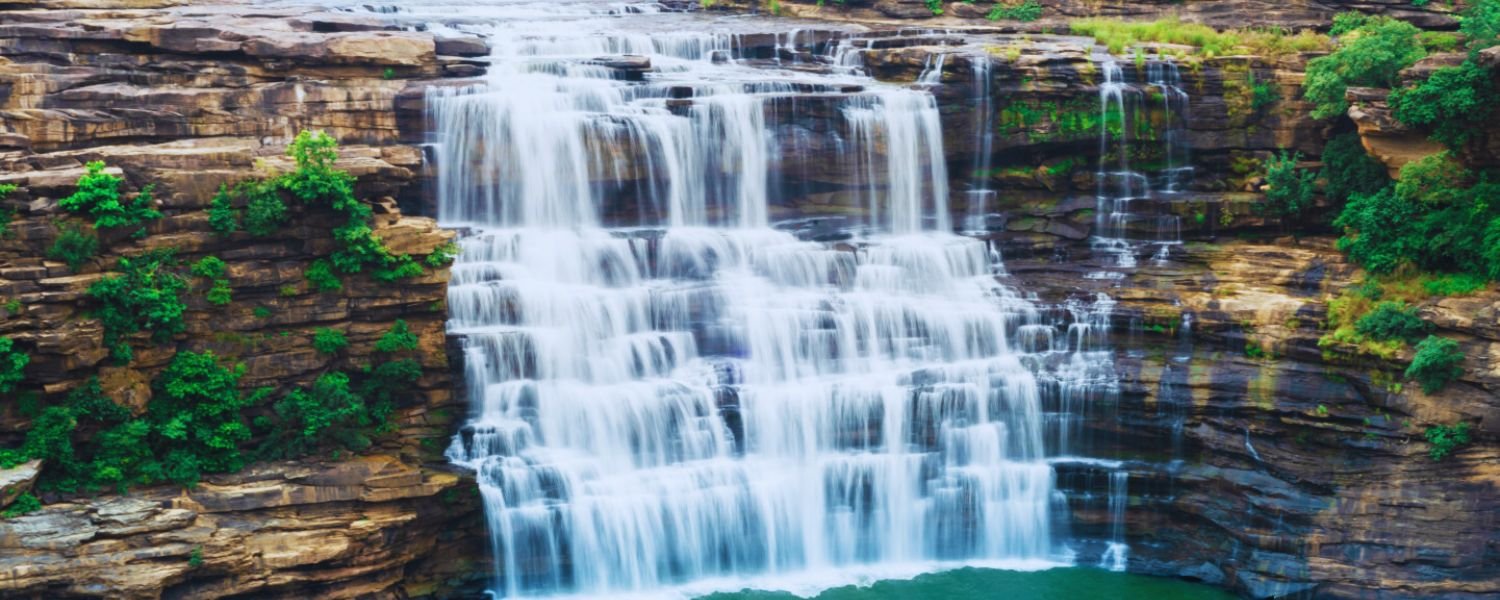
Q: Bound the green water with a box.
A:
[701,567,1234,600]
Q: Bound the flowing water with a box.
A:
[339,0,1142,596]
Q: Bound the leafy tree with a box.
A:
[1354,301,1431,343]
[1390,61,1498,148]
[1304,17,1426,119]
[1425,422,1471,460]
[305,259,343,292]
[1321,133,1390,206]
[58,162,160,236]
[1258,151,1317,228]
[261,372,377,459]
[148,351,271,486]
[47,221,98,273]
[1406,335,1464,393]
[87,250,188,363]
[241,180,288,237]
[0,336,28,395]
[375,319,419,353]
[207,185,239,235]
[312,327,349,355]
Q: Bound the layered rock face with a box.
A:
[0,2,490,598]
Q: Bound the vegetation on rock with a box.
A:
[58,162,160,237]
[987,0,1041,22]
[1424,422,1471,460]
[1069,17,1327,58]
[88,249,188,363]
[47,221,98,273]
[1304,16,1426,120]
[1257,151,1316,229]
[0,336,29,395]
[1406,335,1464,393]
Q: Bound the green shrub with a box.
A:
[1406,335,1464,393]
[0,183,17,238]
[241,180,288,237]
[305,259,343,293]
[1423,273,1487,296]
[1249,72,1280,112]
[424,242,459,268]
[1390,61,1498,148]
[1354,301,1430,343]
[988,0,1041,21]
[1461,0,1500,52]
[1321,133,1390,205]
[2,492,40,518]
[1258,151,1317,226]
[190,256,227,279]
[207,185,239,235]
[88,249,188,363]
[261,372,378,459]
[375,320,419,353]
[1304,16,1426,119]
[47,221,98,273]
[0,336,29,395]
[253,306,272,319]
[205,279,232,306]
[58,162,160,236]
[149,351,271,486]
[188,546,204,568]
[312,327,349,355]
[1424,422,1471,461]
[923,0,941,15]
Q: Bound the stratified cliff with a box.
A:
[0,2,490,598]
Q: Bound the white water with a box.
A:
[348,1,1133,596]
[1091,59,1190,272]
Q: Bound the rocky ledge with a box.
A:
[0,456,485,599]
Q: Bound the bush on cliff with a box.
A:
[150,351,272,486]
[1407,335,1465,393]
[1321,133,1389,206]
[0,336,29,395]
[1305,16,1426,120]
[87,249,188,363]
[58,161,160,237]
[47,221,98,273]
[1425,422,1472,461]
[1354,301,1430,343]
[1257,151,1317,230]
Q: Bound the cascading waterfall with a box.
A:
[407,1,1127,596]
[1091,58,1190,272]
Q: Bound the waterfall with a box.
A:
[410,1,1126,596]
[1090,59,1190,272]
[1100,471,1129,572]
[965,55,996,233]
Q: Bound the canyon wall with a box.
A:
[0,3,490,598]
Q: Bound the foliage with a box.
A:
[923,0,941,16]
[87,249,188,363]
[1406,335,1464,393]
[190,256,226,279]
[1354,301,1430,343]
[312,327,349,355]
[261,372,378,459]
[1248,71,1280,112]
[188,546,204,568]
[0,336,29,395]
[149,351,271,486]
[1390,61,1498,148]
[240,179,288,237]
[1424,422,1471,461]
[304,259,343,292]
[207,185,239,235]
[375,319,419,353]
[1257,151,1317,226]
[1422,273,1487,296]
[1304,16,1426,119]
[58,162,160,236]
[1334,152,1500,279]
[47,221,99,273]
[2,492,41,518]
[1461,0,1500,52]
[987,0,1042,22]
[205,279,233,306]
[1321,133,1390,205]
[0,183,16,238]
[253,306,272,319]
[1068,17,1329,57]
[424,242,459,268]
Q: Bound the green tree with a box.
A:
[1406,335,1464,393]
[1304,17,1426,120]
[58,162,160,236]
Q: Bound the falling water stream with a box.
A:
[324,1,1158,597]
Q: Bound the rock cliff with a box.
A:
[0,2,490,598]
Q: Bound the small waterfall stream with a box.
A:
[372,1,1146,596]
